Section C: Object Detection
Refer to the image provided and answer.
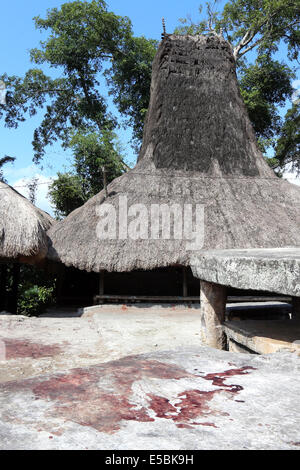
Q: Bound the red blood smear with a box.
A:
[2,338,62,359]
[1,357,255,434]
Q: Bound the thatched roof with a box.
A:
[0,181,54,262]
[47,34,300,273]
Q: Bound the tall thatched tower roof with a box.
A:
[47,34,300,273]
[0,181,54,263]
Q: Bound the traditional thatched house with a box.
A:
[47,34,300,303]
[0,181,54,311]
[0,181,53,263]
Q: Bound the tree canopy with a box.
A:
[176,0,300,171]
[0,0,156,164]
[48,128,124,217]
[0,0,299,217]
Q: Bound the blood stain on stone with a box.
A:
[149,389,222,429]
[201,366,256,391]
[1,338,63,359]
[198,422,218,428]
[148,395,177,419]
[148,366,255,429]
[9,357,192,434]
[0,358,256,435]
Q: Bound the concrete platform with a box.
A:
[0,310,299,450]
[191,248,300,296]
[224,320,300,355]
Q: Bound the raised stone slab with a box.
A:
[224,320,300,355]
[191,248,300,297]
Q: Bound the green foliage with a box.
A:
[1,264,56,316]
[175,1,300,169]
[265,156,282,176]
[18,285,54,317]
[239,55,294,151]
[106,36,158,144]
[48,128,124,217]
[1,0,299,174]
[17,265,56,316]
[221,0,300,60]
[48,172,86,218]
[175,0,300,61]
[275,103,300,173]
[0,0,136,163]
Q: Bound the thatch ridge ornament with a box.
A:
[161,18,167,40]
[47,35,300,273]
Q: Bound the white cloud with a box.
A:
[7,167,55,216]
[282,164,300,187]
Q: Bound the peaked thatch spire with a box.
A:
[0,181,54,263]
[47,35,300,273]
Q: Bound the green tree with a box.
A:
[238,55,295,152]
[0,0,137,166]
[275,102,300,174]
[48,173,86,218]
[175,0,300,170]
[48,128,123,218]
[1,0,299,177]
[106,35,158,146]
[175,0,299,61]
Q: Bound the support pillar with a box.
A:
[200,280,227,350]
[292,297,300,319]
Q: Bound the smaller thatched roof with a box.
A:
[0,181,54,263]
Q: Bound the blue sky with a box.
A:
[0,0,299,214]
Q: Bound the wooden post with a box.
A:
[183,267,188,298]
[200,280,227,350]
[292,297,300,319]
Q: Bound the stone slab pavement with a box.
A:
[0,309,299,450]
